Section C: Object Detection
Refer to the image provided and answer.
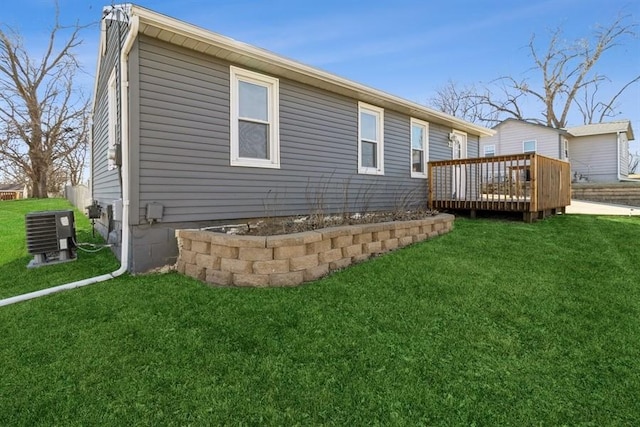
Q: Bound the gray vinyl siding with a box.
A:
[429,123,454,161]
[135,36,439,223]
[91,19,127,211]
[569,134,619,182]
[468,134,479,157]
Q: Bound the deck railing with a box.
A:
[428,153,571,221]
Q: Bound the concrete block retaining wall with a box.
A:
[175,213,454,287]
[572,182,640,207]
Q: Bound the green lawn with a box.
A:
[1,199,639,425]
[0,198,119,299]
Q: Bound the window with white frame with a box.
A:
[410,119,428,178]
[523,140,536,153]
[107,68,118,171]
[230,66,280,168]
[358,102,384,175]
[483,144,496,157]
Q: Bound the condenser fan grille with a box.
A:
[26,214,60,254]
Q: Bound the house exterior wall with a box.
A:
[91,19,130,257]
[569,134,619,182]
[619,132,629,177]
[135,35,439,224]
[480,120,562,159]
[93,31,482,272]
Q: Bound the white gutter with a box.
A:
[0,13,139,308]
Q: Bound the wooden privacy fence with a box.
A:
[428,153,571,222]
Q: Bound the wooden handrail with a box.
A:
[428,153,571,217]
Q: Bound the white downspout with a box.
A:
[0,14,139,308]
[617,131,622,180]
[617,130,637,182]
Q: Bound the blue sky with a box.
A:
[4,0,640,151]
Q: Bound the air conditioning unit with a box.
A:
[25,210,77,268]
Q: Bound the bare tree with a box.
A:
[429,80,498,126]
[0,7,88,197]
[576,75,640,124]
[0,135,28,184]
[430,13,639,129]
[58,111,89,186]
[630,152,640,174]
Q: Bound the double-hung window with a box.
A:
[230,66,280,168]
[523,140,536,154]
[483,144,496,157]
[410,118,428,178]
[358,102,384,175]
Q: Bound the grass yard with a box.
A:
[1,199,639,425]
[0,198,119,299]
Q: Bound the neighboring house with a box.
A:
[479,118,570,161]
[565,121,635,183]
[91,4,493,273]
[479,118,635,183]
[0,183,28,200]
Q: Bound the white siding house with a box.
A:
[480,119,635,183]
[565,122,634,183]
[479,119,569,160]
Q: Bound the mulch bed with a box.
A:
[207,209,440,236]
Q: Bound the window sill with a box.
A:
[358,168,384,176]
[231,159,280,169]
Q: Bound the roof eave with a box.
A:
[129,5,494,137]
[566,121,635,140]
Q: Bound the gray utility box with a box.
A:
[25,210,77,268]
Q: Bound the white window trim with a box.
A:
[451,129,468,159]
[107,68,117,171]
[523,139,537,153]
[483,144,496,157]
[410,118,429,178]
[230,66,280,169]
[358,102,384,175]
[562,138,569,160]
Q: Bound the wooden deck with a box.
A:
[428,154,571,222]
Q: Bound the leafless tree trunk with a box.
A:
[0,6,89,198]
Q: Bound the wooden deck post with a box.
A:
[428,162,434,210]
[529,153,538,214]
